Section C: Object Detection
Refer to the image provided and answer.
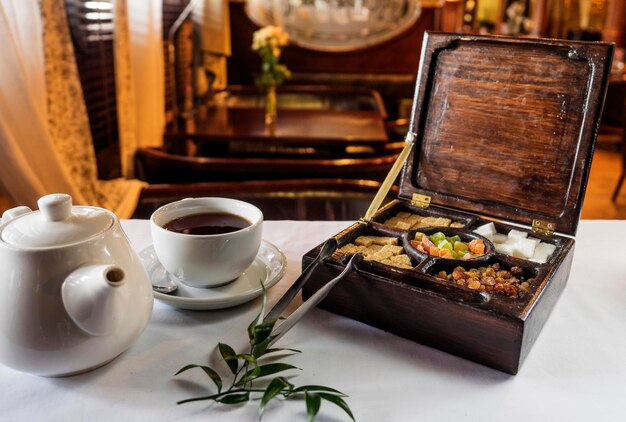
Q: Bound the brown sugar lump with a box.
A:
[381,212,465,230]
[353,235,398,246]
[337,236,413,269]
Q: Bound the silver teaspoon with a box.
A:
[151,266,178,294]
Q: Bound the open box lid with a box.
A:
[398,32,613,237]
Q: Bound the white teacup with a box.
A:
[150,197,263,288]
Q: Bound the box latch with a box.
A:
[531,219,555,237]
[411,194,431,208]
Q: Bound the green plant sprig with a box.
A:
[254,45,291,89]
[175,284,355,421]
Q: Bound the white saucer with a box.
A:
[139,240,287,310]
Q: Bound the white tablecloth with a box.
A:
[2,220,626,421]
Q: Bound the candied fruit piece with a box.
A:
[468,279,481,290]
[468,239,485,255]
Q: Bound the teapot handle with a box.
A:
[1,206,32,225]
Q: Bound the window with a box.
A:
[66,0,120,179]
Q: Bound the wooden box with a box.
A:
[301,32,613,374]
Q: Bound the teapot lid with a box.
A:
[0,194,114,248]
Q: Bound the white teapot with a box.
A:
[0,194,153,377]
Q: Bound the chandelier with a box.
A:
[246,0,422,52]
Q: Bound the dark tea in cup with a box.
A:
[163,212,251,235]
[150,197,263,288]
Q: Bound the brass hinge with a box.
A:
[411,193,431,208]
[532,219,555,237]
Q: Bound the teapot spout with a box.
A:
[62,264,127,336]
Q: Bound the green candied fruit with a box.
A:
[429,232,446,244]
[453,241,468,252]
[451,250,464,259]
[414,231,426,241]
[447,235,461,244]
[437,240,453,251]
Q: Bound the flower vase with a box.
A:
[264,85,277,129]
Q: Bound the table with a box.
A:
[167,86,390,154]
[2,220,626,421]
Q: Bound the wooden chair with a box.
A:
[612,130,626,202]
[133,179,399,220]
[135,147,399,184]
[607,81,626,201]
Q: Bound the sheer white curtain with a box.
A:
[0,0,164,218]
[116,0,165,178]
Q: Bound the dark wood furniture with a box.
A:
[135,146,400,184]
[166,85,390,156]
[300,33,613,374]
[602,80,626,202]
[134,179,399,221]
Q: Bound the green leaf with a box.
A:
[318,393,355,421]
[263,347,302,356]
[305,392,321,422]
[238,363,300,386]
[251,331,279,358]
[258,377,293,420]
[217,391,250,405]
[247,282,268,343]
[174,364,222,392]
[174,364,201,376]
[218,343,239,375]
[236,353,258,366]
[238,364,262,386]
[250,320,276,351]
[292,385,347,396]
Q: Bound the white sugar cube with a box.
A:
[507,229,528,239]
[527,237,542,247]
[490,233,508,244]
[504,236,520,245]
[512,238,537,258]
[535,242,556,256]
[495,242,515,256]
[473,222,497,237]
[530,250,549,263]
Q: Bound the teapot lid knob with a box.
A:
[38,194,72,222]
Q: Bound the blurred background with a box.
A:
[0,0,624,220]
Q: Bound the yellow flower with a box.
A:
[252,25,291,88]
[252,25,290,52]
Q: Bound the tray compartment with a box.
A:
[471,220,566,265]
[423,254,540,300]
[402,226,494,263]
[331,224,422,268]
[370,200,478,236]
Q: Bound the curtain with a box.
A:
[193,0,231,92]
[127,0,165,150]
[116,0,165,178]
[0,0,157,218]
